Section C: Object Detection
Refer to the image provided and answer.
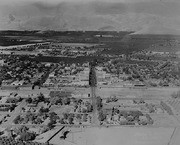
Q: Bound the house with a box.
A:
[0,60,4,66]
[49,72,55,78]
[43,79,54,87]
[106,114,112,123]
[1,80,14,86]
[11,80,24,86]
[113,114,119,121]
[45,63,51,67]
[1,85,19,90]
[119,116,127,123]
[139,116,148,122]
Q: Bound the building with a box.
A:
[78,67,89,81]
[0,59,4,66]
[11,80,24,86]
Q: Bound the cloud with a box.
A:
[9,14,15,22]
[0,0,180,32]
[0,0,170,5]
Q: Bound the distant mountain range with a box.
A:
[1,1,180,34]
[131,25,180,35]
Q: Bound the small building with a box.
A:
[11,80,24,86]
[1,79,14,86]
[45,63,51,67]
[0,60,4,66]
[1,85,19,90]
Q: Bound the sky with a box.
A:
[0,0,180,33]
[1,0,178,4]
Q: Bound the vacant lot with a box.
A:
[96,87,180,99]
[50,127,175,145]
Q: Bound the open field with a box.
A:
[96,87,180,99]
[150,114,180,127]
[1,86,179,99]
[2,31,180,56]
[49,126,176,145]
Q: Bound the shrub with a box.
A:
[98,110,106,121]
[19,132,36,141]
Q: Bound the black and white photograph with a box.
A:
[0,0,180,145]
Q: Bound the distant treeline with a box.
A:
[0,30,39,36]
[0,30,132,37]
[0,36,40,46]
[20,55,108,64]
[1,30,179,56]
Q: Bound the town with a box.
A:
[0,30,180,145]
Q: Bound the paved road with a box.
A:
[3,99,26,128]
[91,87,98,125]
[168,127,180,145]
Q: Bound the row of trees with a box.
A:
[47,112,59,129]
[106,96,118,103]
[89,60,97,87]
[2,126,39,143]
[98,106,146,122]
[50,97,71,106]
[47,112,89,127]
[13,112,48,125]
[160,101,173,115]
[96,96,103,111]
[6,97,23,104]
[0,136,51,145]
[26,93,47,104]
[0,104,16,112]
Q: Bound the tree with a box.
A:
[23,117,29,124]
[36,118,43,124]
[49,112,58,122]
[47,120,56,129]
[26,97,32,104]
[10,104,16,112]
[68,117,74,124]
[96,96,103,111]
[37,93,45,102]
[63,97,71,105]
[112,96,118,102]
[82,108,87,113]
[87,105,93,112]
[40,126,49,134]
[82,114,88,122]
[39,107,49,114]
[106,98,111,103]
[14,126,29,135]
[76,114,82,121]
[55,98,62,105]
[171,90,180,99]
[63,113,68,120]
[59,118,65,124]
[85,102,93,112]
[98,110,106,122]
[28,114,35,122]
[13,115,21,124]
[19,132,36,141]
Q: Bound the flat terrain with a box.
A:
[0,31,180,145]
[96,87,180,99]
[50,126,176,145]
[1,86,179,99]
